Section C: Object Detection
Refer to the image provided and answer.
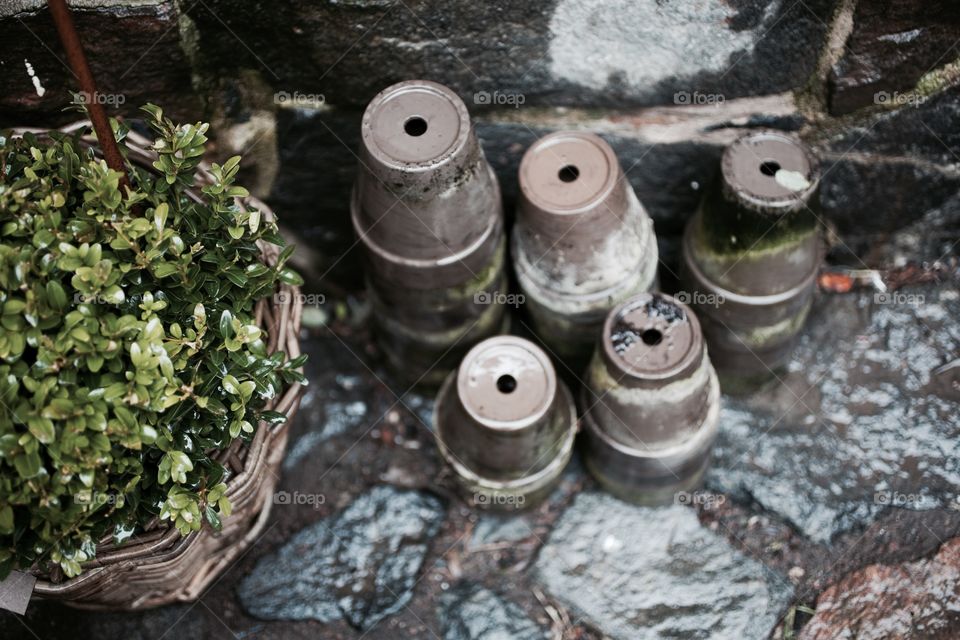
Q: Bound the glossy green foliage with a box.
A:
[0,105,306,579]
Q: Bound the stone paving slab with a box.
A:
[800,538,960,639]
[438,582,548,640]
[534,492,794,640]
[238,485,445,631]
[707,284,960,543]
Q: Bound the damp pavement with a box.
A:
[237,486,445,630]
[707,284,960,543]
[5,255,960,639]
[534,493,794,639]
[439,582,548,640]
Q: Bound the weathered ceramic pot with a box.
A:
[352,80,507,386]
[582,293,720,505]
[681,130,821,391]
[512,131,658,372]
[434,336,577,510]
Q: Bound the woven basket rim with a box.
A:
[8,121,304,598]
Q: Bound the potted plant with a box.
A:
[0,105,305,609]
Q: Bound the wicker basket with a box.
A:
[13,123,305,610]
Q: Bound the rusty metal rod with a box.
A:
[47,0,131,191]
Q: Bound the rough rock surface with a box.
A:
[0,0,199,124]
[829,0,960,115]
[237,485,445,630]
[270,108,364,287]
[184,0,833,109]
[825,84,960,164]
[534,492,793,640]
[438,582,548,640]
[817,156,960,240]
[5,591,224,639]
[471,514,535,547]
[868,192,960,266]
[281,334,376,472]
[707,283,960,543]
[799,537,960,639]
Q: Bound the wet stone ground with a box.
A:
[708,284,960,544]
[3,223,960,640]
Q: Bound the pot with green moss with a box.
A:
[680,131,821,393]
[0,106,305,610]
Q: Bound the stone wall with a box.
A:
[2,0,958,287]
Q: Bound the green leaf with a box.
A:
[46,281,69,310]
[0,506,14,534]
[238,380,256,401]
[140,103,163,121]
[153,202,169,232]
[166,451,194,484]
[3,299,26,315]
[279,268,304,286]
[27,417,55,444]
[114,406,137,430]
[221,374,240,396]
[204,505,222,531]
[223,269,248,287]
[42,398,74,419]
[153,262,178,278]
[260,410,287,426]
[14,451,42,479]
[219,310,233,338]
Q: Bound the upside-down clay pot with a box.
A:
[434,336,577,510]
[352,80,507,387]
[512,131,658,372]
[582,293,720,505]
[681,130,821,392]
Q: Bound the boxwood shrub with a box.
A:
[0,105,305,578]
